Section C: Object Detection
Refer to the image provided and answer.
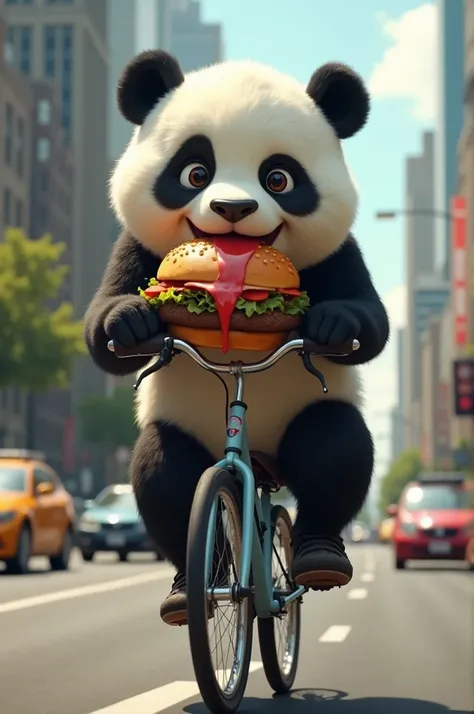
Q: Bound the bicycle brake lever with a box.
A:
[133,337,175,391]
[300,352,328,393]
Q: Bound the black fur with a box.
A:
[299,236,389,365]
[129,402,373,570]
[154,135,216,210]
[258,154,320,216]
[130,421,214,572]
[117,50,184,126]
[306,62,370,139]
[84,232,388,373]
[83,231,163,375]
[278,401,374,535]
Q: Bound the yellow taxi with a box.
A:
[378,516,395,543]
[0,449,76,574]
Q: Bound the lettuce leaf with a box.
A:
[139,281,310,317]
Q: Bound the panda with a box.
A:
[84,50,389,627]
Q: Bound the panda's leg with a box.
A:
[277,399,374,590]
[130,420,214,625]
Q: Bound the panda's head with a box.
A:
[110,50,369,270]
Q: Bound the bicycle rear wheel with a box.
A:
[187,467,253,714]
[258,505,301,693]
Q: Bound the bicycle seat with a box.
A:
[250,450,285,490]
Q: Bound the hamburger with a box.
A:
[139,238,310,352]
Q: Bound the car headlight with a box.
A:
[401,522,418,535]
[0,510,16,523]
[79,514,101,533]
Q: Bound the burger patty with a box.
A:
[158,303,301,333]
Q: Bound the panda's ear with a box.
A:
[306,62,370,139]
[117,50,185,125]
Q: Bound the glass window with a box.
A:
[94,486,136,510]
[15,200,23,228]
[37,138,51,162]
[3,189,11,227]
[37,99,52,125]
[4,103,13,165]
[16,117,24,177]
[44,26,56,78]
[34,468,55,489]
[0,467,27,492]
[404,485,474,511]
[19,26,32,75]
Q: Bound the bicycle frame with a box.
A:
[206,368,305,619]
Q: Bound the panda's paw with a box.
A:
[302,301,360,347]
[105,296,164,348]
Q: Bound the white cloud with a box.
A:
[368,3,437,122]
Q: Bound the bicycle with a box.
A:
[108,333,360,714]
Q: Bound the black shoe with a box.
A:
[291,534,353,590]
[160,570,188,626]
[160,570,216,627]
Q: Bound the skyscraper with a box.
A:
[435,0,465,280]
[4,0,109,470]
[157,0,223,71]
[404,132,450,449]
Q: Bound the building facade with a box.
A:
[435,0,465,280]
[27,78,74,473]
[0,11,32,448]
[157,0,223,71]
[4,0,110,474]
[390,328,406,461]
[404,132,452,448]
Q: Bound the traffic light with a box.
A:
[453,359,474,416]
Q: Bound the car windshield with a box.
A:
[93,488,136,510]
[404,484,474,511]
[0,467,27,493]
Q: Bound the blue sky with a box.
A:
[201,0,434,295]
[199,0,437,485]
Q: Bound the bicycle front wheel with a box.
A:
[187,467,253,714]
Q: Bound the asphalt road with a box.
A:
[0,544,472,714]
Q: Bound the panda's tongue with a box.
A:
[187,237,261,353]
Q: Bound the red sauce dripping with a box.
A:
[187,237,261,353]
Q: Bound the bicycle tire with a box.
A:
[187,467,254,714]
[258,505,301,694]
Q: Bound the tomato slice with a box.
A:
[241,289,270,301]
[278,288,301,297]
[144,284,184,297]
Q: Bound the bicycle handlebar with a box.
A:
[107,334,360,375]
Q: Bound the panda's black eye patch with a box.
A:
[153,135,216,210]
[258,154,320,216]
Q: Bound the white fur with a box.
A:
[110,59,363,449]
[135,347,362,459]
[110,60,358,270]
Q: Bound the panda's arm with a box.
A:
[84,231,160,375]
[299,235,389,366]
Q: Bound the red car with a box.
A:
[389,472,474,570]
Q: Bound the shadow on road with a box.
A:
[186,689,469,714]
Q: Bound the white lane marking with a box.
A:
[347,588,368,600]
[319,625,351,643]
[361,572,375,583]
[0,569,175,615]
[85,663,263,714]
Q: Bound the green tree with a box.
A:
[79,387,138,449]
[0,228,85,390]
[379,449,422,515]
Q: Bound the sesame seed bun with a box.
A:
[157,239,300,289]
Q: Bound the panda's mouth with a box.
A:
[187,220,282,245]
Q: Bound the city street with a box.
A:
[0,544,472,714]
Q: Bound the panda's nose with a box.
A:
[210,199,259,223]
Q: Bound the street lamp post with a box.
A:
[375,209,452,222]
